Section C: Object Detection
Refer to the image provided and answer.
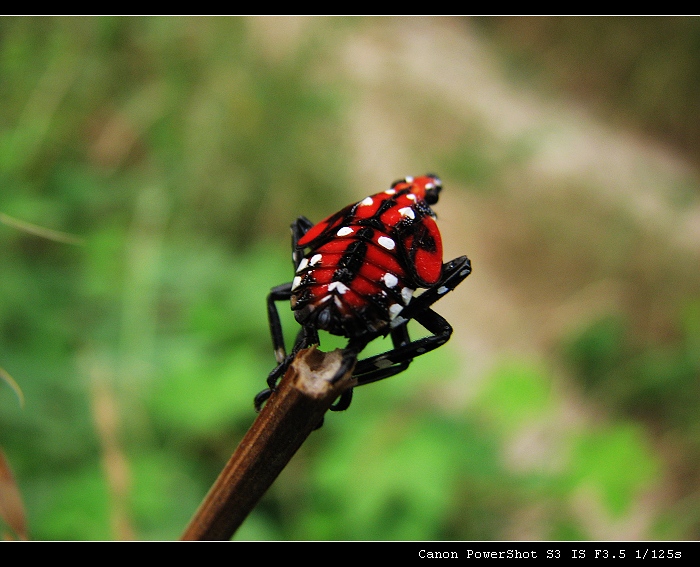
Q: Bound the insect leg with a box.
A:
[400,256,471,322]
[329,327,410,410]
[257,321,318,412]
[329,388,353,412]
[353,307,453,387]
[351,324,412,383]
[268,282,293,364]
[349,258,470,386]
[324,335,372,412]
[291,216,314,266]
[349,256,470,391]
[256,217,317,412]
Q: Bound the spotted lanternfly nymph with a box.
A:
[255,174,471,414]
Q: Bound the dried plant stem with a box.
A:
[181,346,356,541]
[0,212,84,245]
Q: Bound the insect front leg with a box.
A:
[257,298,322,413]
[255,217,317,412]
[255,282,293,412]
[291,216,314,266]
[267,217,319,365]
[268,282,293,365]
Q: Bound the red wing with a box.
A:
[296,204,353,249]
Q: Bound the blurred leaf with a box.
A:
[563,315,628,389]
[473,360,555,431]
[129,452,203,541]
[567,424,659,517]
[29,464,111,541]
[150,346,263,436]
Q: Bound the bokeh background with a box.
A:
[1,16,700,541]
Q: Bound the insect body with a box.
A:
[292,175,444,338]
[256,175,471,413]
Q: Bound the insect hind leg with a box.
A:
[351,324,411,386]
[352,308,453,388]
[350,256,471,388]
[400,256,471,321]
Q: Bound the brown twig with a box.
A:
[180,346,356,541]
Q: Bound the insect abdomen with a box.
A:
[291,224,412,337]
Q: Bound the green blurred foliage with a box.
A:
[562,304,700,535]
[563,305,700,430]
[0,17,697,540]
[0,16,351,540]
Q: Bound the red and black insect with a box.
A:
[255,174,471,413]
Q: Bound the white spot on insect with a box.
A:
[384,188,396,195]
[296,257,309,273]
[320,295,332,303]
[360,196,373,206]
[398,206,415,219]
[390,315,407,328]
[389,303,403,319]
[405,176,414,183]
[337,226,354,237]
[374,357,393,369]
[291,276,302,290]
[310,253,322,266]
[328,281,349,294]
[460,269,470,277]
[437,286,449,295]
[401,287,414,305]
[425,182,435,190]
[275,347,286,364]
[406,193,417,202]
[334,296,343,308]
[378,236,395,250]
[382,273,398,289]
